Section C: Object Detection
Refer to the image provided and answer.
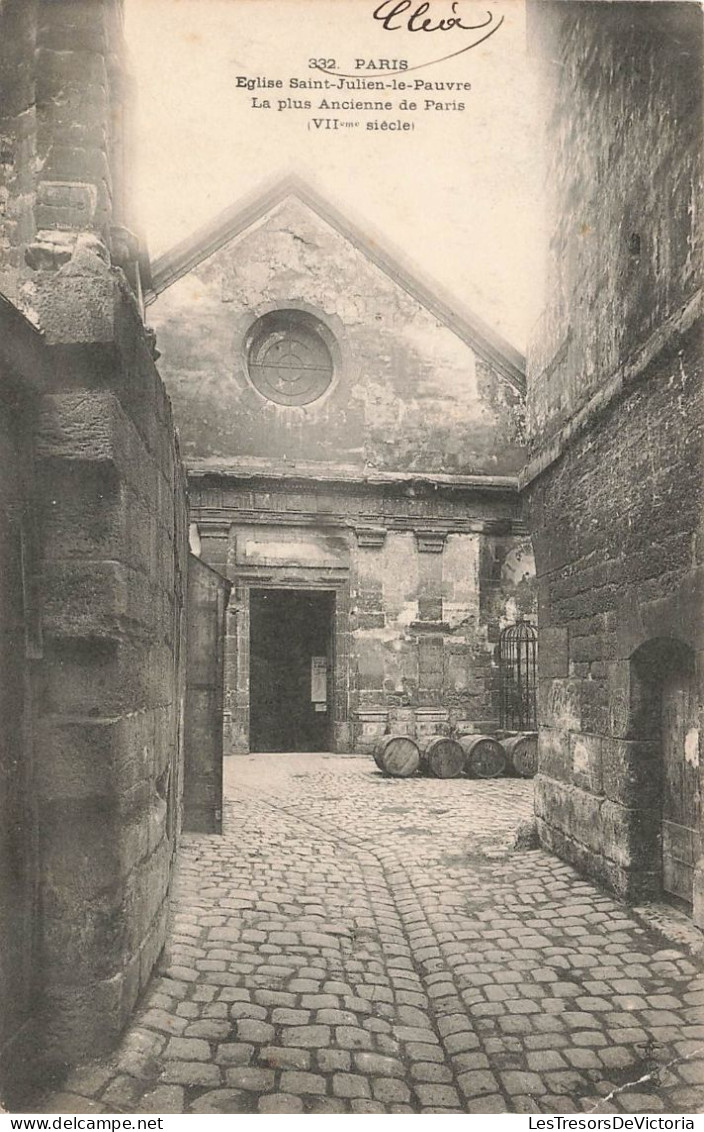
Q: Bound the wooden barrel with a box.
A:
[461,734,507,779]
[374,734,420,778]
[503,732,538,778]
[420,735,465,779]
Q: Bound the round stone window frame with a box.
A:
[243,307,342,409]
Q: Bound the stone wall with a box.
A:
[0,298,46,1101]
[191,473,534,753]
[31,263,188,1073]
[0,0,38,300]
[148,193,525,477]
[0,266,188,1105]
[526,1,702,444]
[524,1,704,921]
[0,0,189,1101]
[148,179,534,757]
[1,0,136,302]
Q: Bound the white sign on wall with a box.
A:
[311,656,327,704]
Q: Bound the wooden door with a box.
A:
[661,667,701,904]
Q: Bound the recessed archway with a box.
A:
[630,638,701,908]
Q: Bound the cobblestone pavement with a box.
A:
[29,754,704,1114]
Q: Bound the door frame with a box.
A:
[229,570,351,753]
[248,586,336,752]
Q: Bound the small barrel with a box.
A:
[461,734,507,779]
[503,732,538,778]
[374,734,421,778]
[420,735,465,779]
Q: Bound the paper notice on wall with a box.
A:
[311,656,328,703]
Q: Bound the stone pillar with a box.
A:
[414,530,448,717]
[199,522,231,575]
[415,529,446,622]
[197,523,236,752]
[353,527,387,717]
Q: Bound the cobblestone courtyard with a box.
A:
[29,755,704,1115]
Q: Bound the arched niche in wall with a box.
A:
[629,637,700,909]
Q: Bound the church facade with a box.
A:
[146,181,535,754]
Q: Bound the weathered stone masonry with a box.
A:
[147,183,536,752]
[190,470,534,753]
[0,298,46,1103]
[524,2,704,924]
[0,0,188,1103]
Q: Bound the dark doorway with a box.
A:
[631,637,701,908]
[661,662,700,905]
[249,588,335,752]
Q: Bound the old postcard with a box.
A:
[0,0,702,1119]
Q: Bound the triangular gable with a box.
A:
[145,174,525,394]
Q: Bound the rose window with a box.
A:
[246,311,334,406]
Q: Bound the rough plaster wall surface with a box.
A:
[149,197,524,475]
[361,531,420,706]
[443,533,481,632]
[527,2,703,443]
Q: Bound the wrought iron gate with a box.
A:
[499,619,538,731]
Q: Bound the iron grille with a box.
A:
[499,619,538,731]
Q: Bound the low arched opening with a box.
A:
[629,637,700,908]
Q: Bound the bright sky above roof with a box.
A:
[124,0,542,351]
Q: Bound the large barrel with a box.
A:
[420,735,465,779]
[461,734,507,779]
[503,732,538,778]
[374,734,420,778]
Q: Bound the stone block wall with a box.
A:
[0,0,38,300]
[351,528,531,741]
[0,0,189,1100]
[0,299,46,1102]
[0,264,188,1107]
[148,192,526,478]
[190,474,534,754]
[1,0,135,302]
[528,322,703,905]
[527,1,702,443]
[524,1,704,921]
[30,266,188,1070]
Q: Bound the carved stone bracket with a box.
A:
[414,529,447,554]
[355,526,387,550]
